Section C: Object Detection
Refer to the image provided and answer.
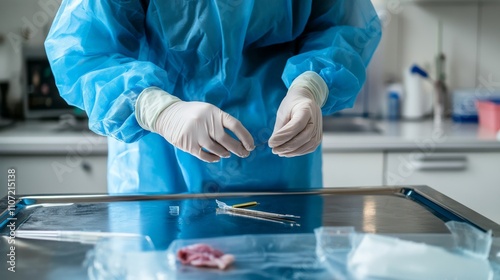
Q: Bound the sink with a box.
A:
[322,117,382,134]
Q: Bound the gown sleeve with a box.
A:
[282,0,382,115]
[45,0,167,143]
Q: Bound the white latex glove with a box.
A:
[269,71,328,157]
[135,87,254,163]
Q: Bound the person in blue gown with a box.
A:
[45,0,381,194]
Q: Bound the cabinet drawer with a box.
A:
[0,155,107,196]
[323,152,384,188]
[385,152,500,224]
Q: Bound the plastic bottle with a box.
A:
[388,92,400,120]
[386,83,402,120]
[402,65,432,120]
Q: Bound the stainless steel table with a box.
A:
[1,185,499,279]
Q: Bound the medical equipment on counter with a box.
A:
[216,200,300,219]
[232,201,259,208]
[15,230,151,245]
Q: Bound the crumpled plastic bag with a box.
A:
[315,222,497,280]
[347,234,492,280]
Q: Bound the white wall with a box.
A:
[0,0,57,46]
[1,0,499,113]
[372,1,500,115]
[478,3,500,90]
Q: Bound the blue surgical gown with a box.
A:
[45,0,381,194]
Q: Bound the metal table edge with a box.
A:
[2,185,499,236]
[402,185,500,236]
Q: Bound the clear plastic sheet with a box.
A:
[85,223,500,279]
[85,235,156,280]
[86,234,330,280]
[315,222,499,280]
[347,234,492,280]
[314,227,355,279]
[446,221,493,259]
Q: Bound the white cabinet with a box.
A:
[323,152,384,188]
[0,155,107,197]
[385,152,500,224]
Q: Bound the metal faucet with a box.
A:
[433,21,448,127]
[433,53,447,127]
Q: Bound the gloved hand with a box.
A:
[136,87,254,162]
[269,71,328,157]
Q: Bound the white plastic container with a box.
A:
[402,68,432,120]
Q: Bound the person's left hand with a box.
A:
[268,86,322,157]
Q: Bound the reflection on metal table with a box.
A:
[1,185,499,279]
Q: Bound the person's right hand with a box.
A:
[155,101,255,162]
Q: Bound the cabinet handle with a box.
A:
[81,161,92,173]
[411,155,467,171]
